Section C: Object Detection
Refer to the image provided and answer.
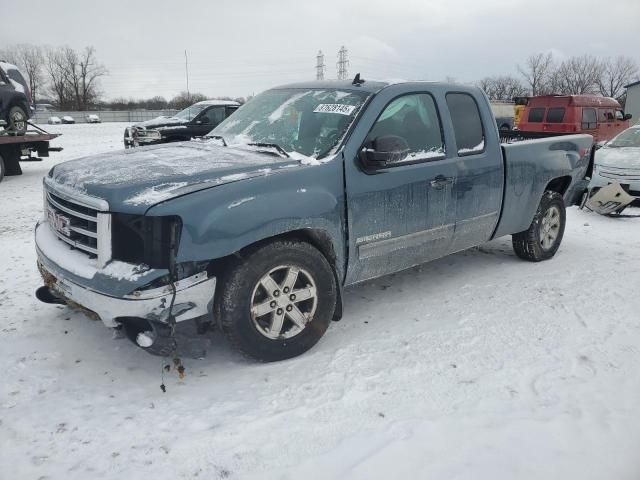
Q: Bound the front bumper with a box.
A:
[589,166,640,207]
[35,221,216,328]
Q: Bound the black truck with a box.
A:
[123,100,239,148]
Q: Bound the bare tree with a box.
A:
[43,46,107,110]
[77,47,108,110]
[518,53,554,96]
[45,47,74,109]
[554,55,604,95]
[598,56,639,100]
[478,75,528,101]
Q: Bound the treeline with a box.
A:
[478,53,639,103]
[99,91,247,111]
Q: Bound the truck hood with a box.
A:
[47,141,301,213]
[595,146,640,169]
[132,116,187,129]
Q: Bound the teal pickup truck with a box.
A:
[35,78,593,361]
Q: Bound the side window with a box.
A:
[364,93,445,164]
[528,108,545,122]
[615,110,624,121]
[225,106,238,117]
[546,107,565,123]
[446,93,485,155]
[201,107,225,125]
[581,108,597,129]
[598,108,614,123]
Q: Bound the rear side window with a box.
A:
[446,93,485,155]
[528,108,545,122]
[581,108,597,129]
[546,108,565,123]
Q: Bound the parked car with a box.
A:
[0,61,32,134]
[490,101,515,131]
[48,116,61,125]
[35,79,593,361]
[124,100,240,148]
[587,124,640,213]
[86,114,101,123]
[518,94,632,142]
[61,116,75,124]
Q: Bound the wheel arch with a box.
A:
[544,175,572,196]
[209,228,344,322]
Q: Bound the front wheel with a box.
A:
[7,106,28,135]
[512,191,566,262]
[217,240,337,362]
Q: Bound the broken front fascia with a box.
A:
[35,220,216,328]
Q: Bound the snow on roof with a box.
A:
[195,100,240,106]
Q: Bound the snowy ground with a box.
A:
[2,124,640,479]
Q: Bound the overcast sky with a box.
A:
[2,0,639,100]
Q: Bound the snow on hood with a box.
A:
[47,142,302,212]
[131,116,187,129]
[595,147,640,169]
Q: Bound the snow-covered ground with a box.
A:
[2,124,640,479]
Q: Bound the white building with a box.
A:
[625,80,640,126]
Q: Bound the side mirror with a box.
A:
[595,141,607,150]
[624,113,633,121]
[359,135,410,169]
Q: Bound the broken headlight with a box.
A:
[111,214,182,269]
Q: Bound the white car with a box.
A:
[48,116,61,124]
[588,124,640,214]
[86,114,101,123]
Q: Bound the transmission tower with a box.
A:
[336,46,349,80]
[316,50,326,80]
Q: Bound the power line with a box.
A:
[337,46,349,80]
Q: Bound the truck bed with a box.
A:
[492,134,593,238]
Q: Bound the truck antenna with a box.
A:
[352,73,365,86]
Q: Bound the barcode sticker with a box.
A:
[313,104,356,115]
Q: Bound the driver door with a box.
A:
[344,92,457,284]
[193,106,225,136]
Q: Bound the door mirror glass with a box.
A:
[624,113,633,121]
[359,135,410,168]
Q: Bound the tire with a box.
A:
[7,106,28,135]
[217,240,337,362]
[512,191,566,262]
[0,153,5,183]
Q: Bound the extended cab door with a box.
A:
[344,88,457,284]
[444,92,504,252]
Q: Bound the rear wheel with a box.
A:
[512,191,566,262]
[7,106,28,135]
[0,153,5,183]
[217,240,337,362]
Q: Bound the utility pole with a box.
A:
[336,46,349,80]
[316,50,326,80]
[184,50,190,102]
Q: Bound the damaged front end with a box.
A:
[35,180,217,357]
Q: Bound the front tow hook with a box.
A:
[35,286,66,305]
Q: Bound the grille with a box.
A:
[46,190,100,256]
[598,167,640,182]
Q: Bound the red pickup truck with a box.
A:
[517,95,632,143]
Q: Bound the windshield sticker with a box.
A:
[313,104,356,115]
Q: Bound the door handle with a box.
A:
[430,175,453,188]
